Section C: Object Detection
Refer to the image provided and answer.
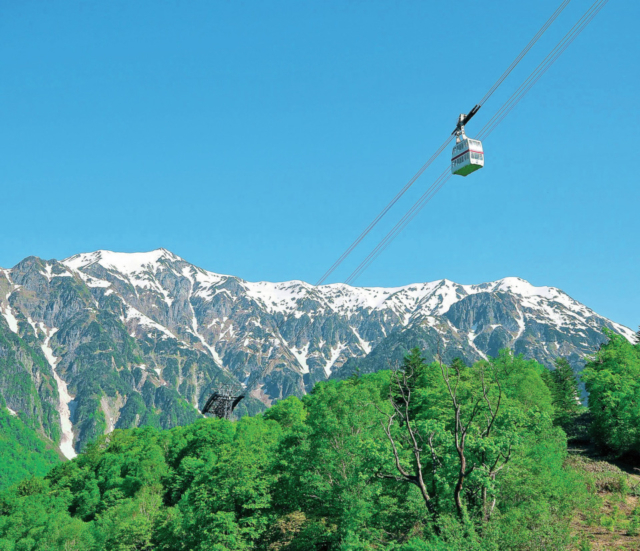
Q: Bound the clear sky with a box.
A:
[1,0,638,330]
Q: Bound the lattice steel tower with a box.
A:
[201,385,245,419]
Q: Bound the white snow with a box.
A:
[514,307,526,341]
[126,306,177,340]
[466,329,488,360]
[185,281,224,367]
[244,280,314,314]
[64,250,181,305]
[1,293,19,334]
[64,249,180,275]
[26,316,38,336]
[6,406,17,416]
[58,249,636,350]
[85,277,111,289]
[41,264,72,281]
[324,344,346,377]
[291,343,311,374]
[351,327,372,354]
[40,326,76,460]
[608,322,636,342]
[493,277,556,299]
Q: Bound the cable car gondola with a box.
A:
[451,111,484,177]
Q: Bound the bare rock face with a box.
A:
[0,249,634,456]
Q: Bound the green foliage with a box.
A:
[0,407,60,491]
[0,348,599,550]
[543,357,583,430]
[582,330,640,455]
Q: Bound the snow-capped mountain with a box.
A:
[0,249,633,457]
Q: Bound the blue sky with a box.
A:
[1,0,638,330]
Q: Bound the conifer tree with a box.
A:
[549,357,582,429]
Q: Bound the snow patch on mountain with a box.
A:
[291,343,310,374]
[325,344,347,376]
[244,280,314,314]
[41,263,73,282]
[1,294,19,334]
[51,249,636,406]
[467,328,488,360]
[125,306,177,340]
[352,327,372,354]
[40,326,76,460]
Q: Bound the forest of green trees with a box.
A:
[0,407,60,493]
[0,332,639,550]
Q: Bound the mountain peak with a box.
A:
[492,277,556,299]
[63,248,183,275]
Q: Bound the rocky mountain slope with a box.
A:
[0,249,633,457]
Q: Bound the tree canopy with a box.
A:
[582,329,640,457]
[0,348,609,550]
[0,406,60,492]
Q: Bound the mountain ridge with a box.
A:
[0,248,633,457]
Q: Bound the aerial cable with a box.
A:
[314,0,571,287]
[345,0,608,285]
[344,168,451,285]
[479,0,608,141]
[270,0,597,369]
[343,0,609,285]
[314,135,454,286]
[478,0,572,106]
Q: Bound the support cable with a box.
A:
[343,0,608,286]
[269,0,605,372]
[314,0,571,286]
[314,135,453,286]
[479,0,608,141]
[478,0,571,106]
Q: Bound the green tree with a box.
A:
[263,395,307,429]
[0,347,595,551]
[377,347,577,541]
[582,329,640,455]
[546,357,582,430]
[0,407,60,491]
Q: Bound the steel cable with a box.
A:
[314,0,571,286]
[269,0,605,372]
[479,0,608,140]
[343,0,608,285]
[314,135,453,285]
[478,0,572,106]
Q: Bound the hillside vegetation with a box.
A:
[0,335,639,550]
[0,406,60,492]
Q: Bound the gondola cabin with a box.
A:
[451,138,484,177]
